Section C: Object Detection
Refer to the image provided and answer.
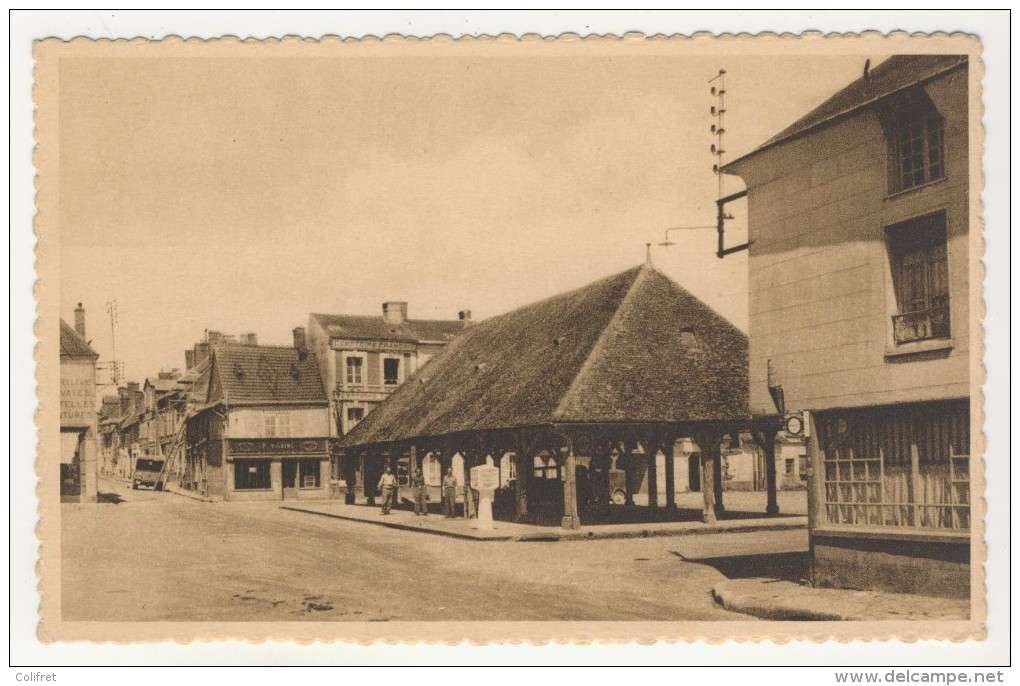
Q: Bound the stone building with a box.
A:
[59,304,98,503]
[185,342,331,501]
[723,55,972,597]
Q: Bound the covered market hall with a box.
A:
[337,264,784,529]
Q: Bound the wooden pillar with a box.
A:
[514,450,529,521]
[462,450,474,519]
[763,429,780,515]
[694,432,718,524]
[663,438,676,509]
[645,438,659,509]
[713,439,725,517]
[561,444,580,530]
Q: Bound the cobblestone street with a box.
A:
[60,478,808,622]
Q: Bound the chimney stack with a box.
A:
[459,310,474,327]
[240,332,258,346]
[74,303,86,338]
[383,302,408,326]
[293,326,307,351]
[185,349,195,370]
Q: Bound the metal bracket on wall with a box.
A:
[716,189,750,258]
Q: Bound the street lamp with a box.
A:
[658,225,717,247]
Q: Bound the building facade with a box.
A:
[725,55,971,597]
[185,341,332,501]
[60,305,99,503]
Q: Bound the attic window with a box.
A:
[475,362,488,372]
[680,330,701,351]
[233,363,246,380]
[553,335,566,347]
[289,363,301,382]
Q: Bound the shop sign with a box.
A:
[61,362,95,428]
[228,438,328,456]
[330,338,416,353]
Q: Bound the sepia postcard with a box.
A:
[32,30,988,647]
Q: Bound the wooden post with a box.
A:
[713,436,725,516]
[463,450,474,519]
[694,431,718,523]
[663,437,677,509]
[763,429,780,515]
[645,437,659,509]
[561,443,580,529]
[514,450,529,521]
[805,412,822,529]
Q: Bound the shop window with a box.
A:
[883,90,945,193]
[345,357,363,386]
[785,458,795,475]
[818,402,969,531]
[887,213,950,344]
[384,358,400,385]
[533,455,560,480]
[234,459,272,490]
[424,454,441,485]
[299,459,321,489]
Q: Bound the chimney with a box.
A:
[194,342,210,364]
[207,330,223,345]
[383,302,408,326]
[118,386,131,415]
[459,310,474,327]
[185,349,195,370]
[127,381,140,393]
[293,326,307,351]
[74,303,86,338]
[241,332,258,346]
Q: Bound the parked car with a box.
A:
[132,458,165,491]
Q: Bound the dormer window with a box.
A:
[883,90,945,194]
[680,329,701,352]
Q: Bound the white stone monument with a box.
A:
[471,464,499,531]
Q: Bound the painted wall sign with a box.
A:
[228,438,328,456]
[330,339,416,353]
[60,362,96,428]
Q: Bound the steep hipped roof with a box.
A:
[726,54,968,170]
[208,344,327,406]
[311,312,464,344]
[59,319,97,359]
[341,265,749,448]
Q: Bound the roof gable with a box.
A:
[310,313,465,344]
[341,265,749,448]
[727,54,967,170]
[210,344,327,406]
[60,319,97,358]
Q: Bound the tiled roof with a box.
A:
[310,313,465,344]
[341,265,749,448]
[209,344,327,406]
[146,377,180,393]
[727,54,968,169]
[59,319,97,358]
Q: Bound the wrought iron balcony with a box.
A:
[892,304,950,344]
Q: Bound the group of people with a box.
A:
[376,464,462,518]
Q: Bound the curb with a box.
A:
[712,581,844,621]
[165,488,215,504]
[279,506,515,541]
[281,505,806,543]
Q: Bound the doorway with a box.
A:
[688,453,701,492]
[282,459,298,499]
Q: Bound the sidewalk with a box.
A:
[280,501,807,542]
[712,578,970,621]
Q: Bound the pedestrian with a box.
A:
[412,467,429,516]
[442,467,457,518]
[377,464,397,515]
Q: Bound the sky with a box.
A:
[57,48,874,386]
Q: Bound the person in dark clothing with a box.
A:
[412,467,428,516]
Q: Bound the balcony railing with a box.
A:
[892,304,950,344]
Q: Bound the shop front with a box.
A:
[225,438,330,501]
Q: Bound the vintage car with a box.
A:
[132,457,166,491]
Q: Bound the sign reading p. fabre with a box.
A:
[471,465,499,495]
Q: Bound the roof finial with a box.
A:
[645,242,653,266]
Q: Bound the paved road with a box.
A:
[60,478,807,622]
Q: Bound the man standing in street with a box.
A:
[442,467,457,518]
[412,467,429,516]
[377,464,398,515]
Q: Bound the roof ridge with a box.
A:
[552,264,650,420]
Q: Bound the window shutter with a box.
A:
[367,352,381,385]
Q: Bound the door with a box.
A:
[282,459,298,499]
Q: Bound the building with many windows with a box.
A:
[723,54,972,597]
